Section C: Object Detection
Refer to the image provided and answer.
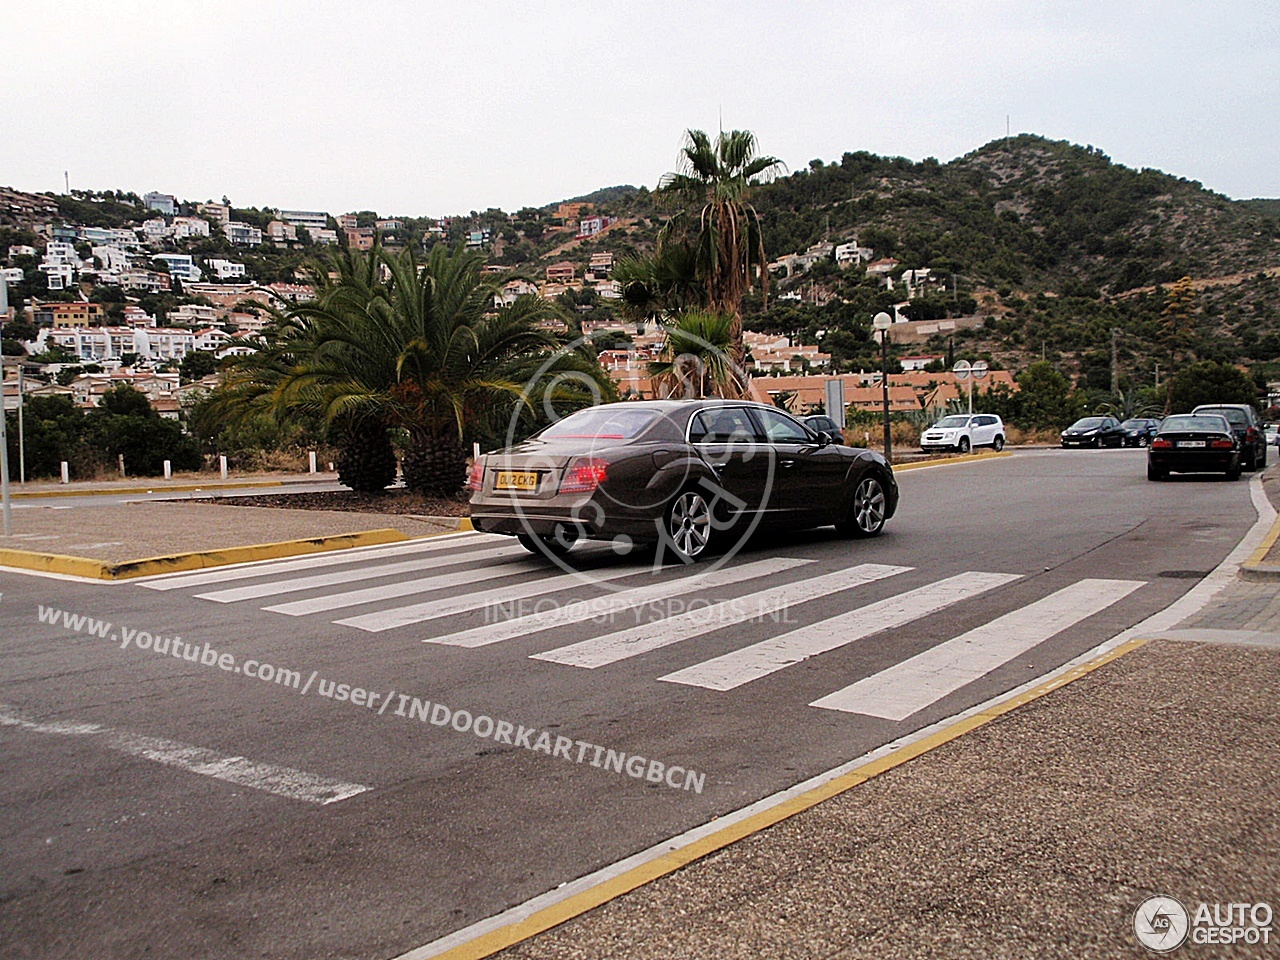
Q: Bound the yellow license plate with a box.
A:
[495,470,539,491]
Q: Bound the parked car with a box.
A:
[1119,417,1162,447]
[919,413,1006,454]
[1190,404,1267,471]
[469,400,899,560]
[1148,413,1240,481]
[1061,416,1125,448]
[803,414,844,445]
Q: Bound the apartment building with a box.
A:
[224,222,263,246]
[206,258,247,280]
[143,191,177,215]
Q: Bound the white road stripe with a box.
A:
[335,565,652,633]
[435,557,815,648]
[196,545,519,603]
[0,704,369,804]
[264,556,550,616]
[659,571,1022,691]
[141,532,506,591]
[534,563,913,668]
[809,578,1145,719]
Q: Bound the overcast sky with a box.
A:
[3,1,1276,217]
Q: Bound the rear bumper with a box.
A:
[1149,451,1237,473]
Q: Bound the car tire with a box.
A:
[517,525,578,558]
[1226,463,1242,481]
[1147,463,1166,481]
[1243,451,1256,471]
[1138,436,1149,447]
[992,435,1005,452]
[836,475,888,538]
[664,487,715,561]
[957,437,971,454]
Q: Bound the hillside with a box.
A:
[4,134,1280,396]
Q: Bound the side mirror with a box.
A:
[816,431,831,448]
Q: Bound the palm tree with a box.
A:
[657,129,783,366]
[214,245,611,496]
[647,310,739,399]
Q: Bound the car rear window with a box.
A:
[1195,407,1249,425]
[1161,415,1230,433]
[540,407,659,440]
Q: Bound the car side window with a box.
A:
[751,408,814,443]
[690,407,756,444]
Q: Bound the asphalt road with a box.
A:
[0,447,1258,959]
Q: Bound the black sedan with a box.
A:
[1147,414,1240,481]
[468,400,898,560]
[1120,417,1161,447]
[1061,416,1125,448]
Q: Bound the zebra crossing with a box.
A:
[140,534,1147,722]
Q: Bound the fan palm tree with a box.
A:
[213,245,611,496]
[647,310,740,399]
[657,128,783,366]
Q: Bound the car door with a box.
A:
[972,415,997,447]
[688,406,771,525]
[748,406,847,522]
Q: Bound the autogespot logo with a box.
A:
[496,329,773,587]
[1134,896,1190,952]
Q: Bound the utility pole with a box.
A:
[1110,327,1118,396]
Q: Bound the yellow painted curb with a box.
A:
[0,528,409,580]
[894,450,1014,471]
[425,635,1150,960]
[11,479,290,499]
[1245,509,1280,567]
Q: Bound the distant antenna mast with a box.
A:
[64,170,69,194]
[1006,115,1010,139]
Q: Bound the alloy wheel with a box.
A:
[667,490,713,559]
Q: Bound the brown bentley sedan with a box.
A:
[468,400,899,560]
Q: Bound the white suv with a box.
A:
[920,414,1006,454]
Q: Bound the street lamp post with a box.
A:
[873,312,892,461]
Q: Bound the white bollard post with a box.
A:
[219,455,228,479]
[60,461,69,484]
[163,460,171,480]
[309,450,317,474]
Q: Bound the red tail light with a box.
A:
[1151,438,1172,449]
[1210,438,1234,449]
[1246,427,1258,442]
[560,457,608,493]
[467,460,484,491]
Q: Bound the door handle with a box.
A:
[780,459,796,468]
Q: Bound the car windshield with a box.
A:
[1195,407,1249,425]
[935,416,970,428]
[539,407,659,440]
[1070,418,1106,429]
[1161,415,1229,433]
[1120,420,1148,429]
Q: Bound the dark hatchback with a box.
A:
[468,400,899,560]
[1061,416,1125,448]
[1120,417,1161,447]
[1191,404,1268,471]
[803,414,844,444]
[1148,414,1240,481]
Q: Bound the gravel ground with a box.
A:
[495,640,1280,960]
